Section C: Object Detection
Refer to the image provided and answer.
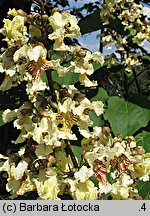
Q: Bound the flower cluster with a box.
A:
[0,8,149,200]
[100,0,150,73]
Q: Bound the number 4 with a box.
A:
[141,203,146,211]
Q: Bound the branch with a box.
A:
[99,28,104,53]
[132,67,141,93]
[46,70,57,103]
[66,140,79,169]
[128,65,150,87]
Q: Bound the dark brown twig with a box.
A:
[46,70,57,102]
[132,67,141,93]
[66,140,79,169]
[99,28,104,53]
[128,65,150,86]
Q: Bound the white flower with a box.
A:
[92,101,104,116]
[58,98,76,114]
[34,176,60,200]
[12,159,29,180]
[110,174,133,199]
[32,116,52,145]
[27,45,47,62]
[0,74,18,91]
[13,44,28,62]
[7,8,18,17]
[99,181,112,194]
[67,179,98,200]
[0,158,29,181]
[51,59,71,76]
[0,15,28,46]
[48,11,81,40]
[26,80,48,96]
[79,74,98,87]
[0,154,8,160]
[2,109,17,123]
[74,166,93,183]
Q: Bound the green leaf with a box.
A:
[138,180,150,199]
[129,94,150,109]
[79,9,124,35]
[0,110,4,126]
[48,51,63,63]
[90,87,108,103]
[41,71,48,85]
[79,10,102,35]
[89,176,99,188]
[105,96,150,137]
[142,55,150,61]
[52,71,79,85]
[102,194,111,200]
[71,145,83,166]
[89,111,104,127]
[135,131,150,153]
[92,62,103,71]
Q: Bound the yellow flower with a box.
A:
[0,15,28,46]
[67,179,98,200]
[48,11,81,40]
[34,176,60,200]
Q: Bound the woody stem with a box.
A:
[37,1,57,102]
[66,140,79,169]
[46,70,57,103]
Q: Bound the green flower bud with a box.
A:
[20,108,30,116]
[32,115,41,123]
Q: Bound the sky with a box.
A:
[66,0,150,53]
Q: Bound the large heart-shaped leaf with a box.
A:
[52,71,79,85]
[90,87,108,103]
[105,96,150,137]
[78,9,124,35]
[129,93,150,109]
[79,9,102,35]
[135,131,150,153]
[138,180,150,199]
[89,111,104,127]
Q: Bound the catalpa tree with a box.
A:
[0,0,149,200]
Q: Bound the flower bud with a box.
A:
[133,163,145,177]
[20,108,30,116]
[17,9,27,17]
[78,49,86,57]
[47,155,56,165]
[42,14,49,21]
[136,146,145,155]
[51,8,60,15]
[137,196,143,200]
[74,45,82,53]
[128,136,135,142]
[73,93,85,103]
[32,115,41,123]
[27,14,34,22]
[81,138,89,148]
[132,149,138,156]
[59,88,69,99]
[102,127,111,137]
[37,95,44,101]
[54,141,62,148]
